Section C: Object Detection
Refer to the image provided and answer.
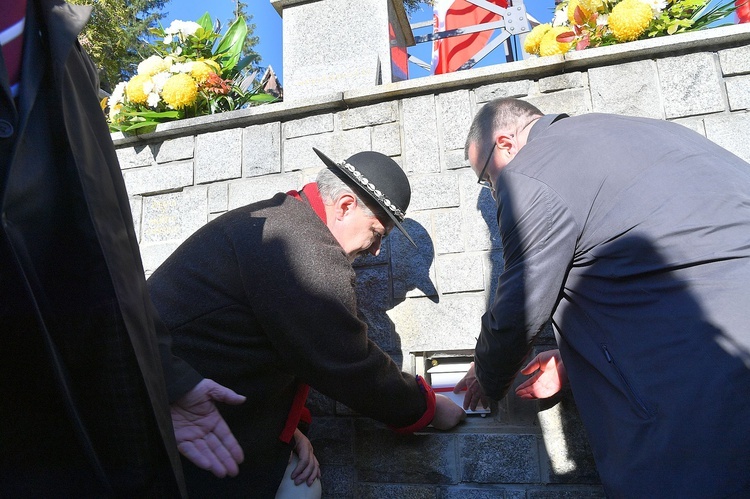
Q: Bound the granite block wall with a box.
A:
[114,23,750,497]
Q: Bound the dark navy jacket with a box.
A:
[476,113,750,497]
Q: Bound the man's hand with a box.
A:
[515,349,567,400]
[170,379,246,478]
[290,429,321,486]
[453,362,490,411]
[431,394,467,430]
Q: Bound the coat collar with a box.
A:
[526,113,569,143]
[17,0,91,119]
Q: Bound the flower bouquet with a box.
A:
[106,13,277,133]
[523,0,741,57]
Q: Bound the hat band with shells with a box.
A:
[338,159,406,222]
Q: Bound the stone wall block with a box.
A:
[284,114,334,139]
[410,174,461,212]
[195,129,242,184]
[308,417,355,466]
[704,112,750,163]
[725,75,750,111]
[537,389,601,485]
[387,295,486,352]
[588,60,663,118]
[129,196,142,243]
[718,45,750,75]
[243,122,281,177]
[444,149,469,171]
[355,265,395,351]
[474,80,533,103]
[141,186,208,245]
[357,484,438,498]
[283,129,371,172]
[439,487,515,498]
[372,122,402,156]
[227,174,304,210]
[526,88,592,116]
[340,101,399,130]
[117,144,155,169]
[460,172,501,252]
[403,95,441,174]
[658,53,725,118]
[459,434,540,483]
[391,212,438,301]
[155,136,194,163]
[436,253,485,294]
[437,89,474,151]
[672,118,707,137]
[122,161,193,196]
[526,487,606,498]
[355,420,457,484]
[140,241,181,277]
[319,465,357,499]
[539,71,587,93]
[207,183,228,214]
[433,209,465,255]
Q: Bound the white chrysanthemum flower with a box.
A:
[171,61,194,74]
[165,20,202,37]
[643,0,668,16]
[109,81,127,107]
[163,34,173,44]
[141,78,155,96]
[147,92,160,108]
[138,55,169,77]
[552,8,569,27]
[597,13,609,26]
[151,71,171,93]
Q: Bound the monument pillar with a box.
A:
[271,0,415,102]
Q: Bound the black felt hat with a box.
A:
[313,148,416,247]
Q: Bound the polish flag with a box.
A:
[431,0,508,75]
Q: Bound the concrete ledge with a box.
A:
[111,92,345,146]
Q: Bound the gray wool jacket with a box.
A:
[149,190,430,496]
[476,113,750,498]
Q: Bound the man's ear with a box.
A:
[333,193,357,221]
[496,132,516,158]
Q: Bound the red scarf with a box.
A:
[278,183,327,443]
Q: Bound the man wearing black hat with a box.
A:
[148,148,467,497]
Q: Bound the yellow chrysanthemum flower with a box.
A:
[138,55,170,77]
[609,0,653,42]
[190,61,217,83]
[523,23,552,55]
[125,74,152,105]
[161,73,198,109]
[539,26,574,56]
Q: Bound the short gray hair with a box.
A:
[316,167,376,218]
[464,98,543,159]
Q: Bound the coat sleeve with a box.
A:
[238,207,431,430]
[475,171,578,400]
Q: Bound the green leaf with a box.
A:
[121,109,181,119]
[214,17,248,75]
[247,93,278,103]
[197,13,213,33]
[122,120,159,133]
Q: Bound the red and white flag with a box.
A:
[431,0,508,75]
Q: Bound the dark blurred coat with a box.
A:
[476,113,750,497]
[0,0,184,495]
